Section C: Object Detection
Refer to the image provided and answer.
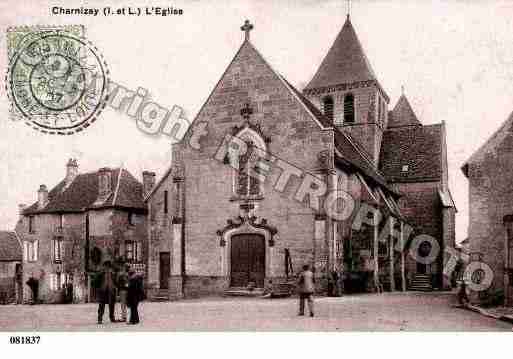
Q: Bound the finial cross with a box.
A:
[240,20,254,41]
[240,103,253,120]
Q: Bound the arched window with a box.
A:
[229,128,266,197]
[344,93,355,123]
[323,96,334,122]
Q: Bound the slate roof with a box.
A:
[379,124,443,182]
[0,231,22,261]
[387,95,422,128]
[305,16,380,90]
[23,168,145,215]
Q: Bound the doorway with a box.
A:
[159,252,171,289]
[230,234,265,287]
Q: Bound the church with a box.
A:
[145,15,456,299]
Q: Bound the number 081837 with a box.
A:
[9,336,40,344]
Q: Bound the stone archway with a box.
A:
[216,215,277,288]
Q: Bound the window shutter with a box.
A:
[60,240,65,260]
[34,240,39,261]
[23,242,28,261]
[52,240,55,261]
[136,242,142,262]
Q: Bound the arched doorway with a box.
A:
[230,233,265,287]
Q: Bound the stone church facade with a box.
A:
[146,17,456,299]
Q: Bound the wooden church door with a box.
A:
[230,234,265,287]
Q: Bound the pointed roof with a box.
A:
[305,16,379,90]
[387,94,422,128]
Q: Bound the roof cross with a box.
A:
[240,103,253,120]
[240,20,254,41]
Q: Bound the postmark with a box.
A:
[5,25,109,134]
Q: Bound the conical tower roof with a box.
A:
[388,94,421,128]
[305,16,379,90]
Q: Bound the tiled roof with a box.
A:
[0,231,22,261]
[387,95,422,128]
[305,16,379,90]
[379,124,443,182]
[23,168,145,215]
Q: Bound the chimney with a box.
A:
[98,167,112,197]
[142,171,156,198]
[18,204,26,218]
[65,158,79,184]
[37,185,48,209]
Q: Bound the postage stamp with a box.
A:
[5,25,109,135]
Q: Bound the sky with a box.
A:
[1,0,513,244]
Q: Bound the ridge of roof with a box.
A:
[462,109,513,177]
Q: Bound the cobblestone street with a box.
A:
[0,292,510,331]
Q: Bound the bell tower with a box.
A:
[303,15,389,166]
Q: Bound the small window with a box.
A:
[28,216,35,234]
[58,214,64,229]
[164,190,168,214]
[128,212,134,225]
[322,96,334,122]
[344,93,355,123]
[402,165,409,172]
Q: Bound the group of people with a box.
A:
[97,261,144,325]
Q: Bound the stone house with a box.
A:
[145,16,455,299]
[462,110,513,304]
[0,231,23,304]
[15,159,152,303]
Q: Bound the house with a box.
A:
[462,110,513,305]
[145,16,456,299]
[0,231,23,304]
[15,159,152,303]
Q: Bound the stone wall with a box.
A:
[467,132,513,301]
[168,42,336,296]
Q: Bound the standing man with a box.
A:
[127,269,143,325]
[117,265,129,323]
[297,264,315,317]
[97,261,117,324]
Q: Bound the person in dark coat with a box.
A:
[127,270,143,325]
[25,275,39,305]
[297,264,315,317]
[97,261,117,324]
